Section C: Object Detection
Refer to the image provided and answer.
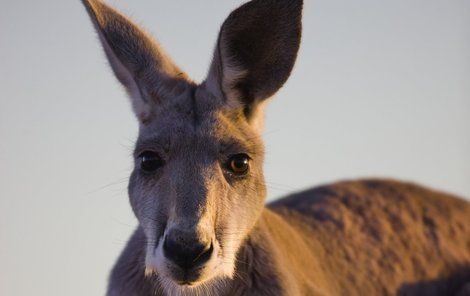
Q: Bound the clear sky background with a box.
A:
[1,0,469,295]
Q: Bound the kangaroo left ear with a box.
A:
[81,0,189,124]
[205,0,303,123]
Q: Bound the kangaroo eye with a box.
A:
[139,151,164,173]
[227,154,250,175]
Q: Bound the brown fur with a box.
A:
[270,179,470,295]
[109,179,470,295]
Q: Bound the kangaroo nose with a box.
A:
[163,230,213,270]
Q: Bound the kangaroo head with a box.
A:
[82,0,302,291]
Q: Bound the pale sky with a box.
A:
[1,0,469,295]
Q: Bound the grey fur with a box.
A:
[81,1,470,295]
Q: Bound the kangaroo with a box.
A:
[81,0,470,295]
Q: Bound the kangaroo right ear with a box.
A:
[81,0,188,124]
[205,0,303,119]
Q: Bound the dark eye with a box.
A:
[139,151,164,173]
[227,154,250,175]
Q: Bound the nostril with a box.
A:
[194,242,213,264]
[163,237,213,270]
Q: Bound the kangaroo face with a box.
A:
[82,0,302,292]
[129,86,266,287]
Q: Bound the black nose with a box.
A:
[163,231,213,270]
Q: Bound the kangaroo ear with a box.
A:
[82,0,188,124]
[205,0,303,118]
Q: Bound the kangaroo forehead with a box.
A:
[137,94,260,155]
[148,85,223,126]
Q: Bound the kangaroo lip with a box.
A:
[176,280,194,286]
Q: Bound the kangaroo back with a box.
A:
[270,179,470,295]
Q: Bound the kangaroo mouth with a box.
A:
[171,267,204,285]
[175,279,196,286]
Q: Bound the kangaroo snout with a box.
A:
[163,228,213,271]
